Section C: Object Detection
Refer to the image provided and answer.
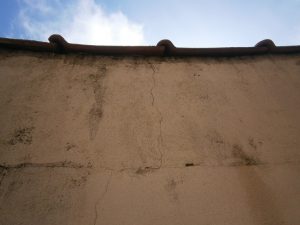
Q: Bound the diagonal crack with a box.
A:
[93,171,112,225]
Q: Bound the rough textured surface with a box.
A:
[0,50,300,225]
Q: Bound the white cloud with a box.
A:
[21,0,53,14]
[18,0,145,45]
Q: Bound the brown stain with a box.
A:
[165,178,184,202]
[248,137,263,150]
[62,54,98,66]
[135,167,154,175]
[248,138,257,149]
[232,143,283,224]
[193,73,201,77]
[88,66,107,140]
[204,130,229,164]
[8,127,34,145]
[231,144,259,166]
[69,175,88,188]
[206,130,225,145]
[165,179,179,201]
[88,105,103,140]
[65,142,76,151]
[125,57,141,69]
[0,52,10,61]
[4,179,24,198]
[236,167,284,225]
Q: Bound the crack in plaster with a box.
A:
[0,169,7,187]
[0,161,92,170]
[89,65,107,141]
[99,160,300,175]
[1,160,299,175]
[150,64,156,106]
[93,171,112,225]
[149,62,164,169]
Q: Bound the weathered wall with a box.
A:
[0,50,300,225]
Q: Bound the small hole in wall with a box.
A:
[185,163,194,167]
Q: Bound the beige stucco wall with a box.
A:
[0,50,300,225]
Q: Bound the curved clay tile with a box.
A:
[0,34,299,56]
[255,39,276,49]
[156,39,175,56]
[48,34,69,52]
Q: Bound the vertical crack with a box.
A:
[150,63,156,106]
[149,63,164,169]
[89,65,107,141]
[0,169,8,204]
[0,169,8,187]
[157,115,164,168]
[93,172,112,225]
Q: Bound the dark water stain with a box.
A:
[88,105,103,140]
[206,130,225,145]
[248,138,257,149]
[65,142,76,151]
[231,144,259,166]
[232,142,284,224]
[62,54,99,66]
[248,137,263,150]
[4,178,24,198]
[135,167,154,175]
[70,175,88,188]
[165,178,179,201]
[236,167,284,225]
[8,127,34,145]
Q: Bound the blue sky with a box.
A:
[0,0,299,47]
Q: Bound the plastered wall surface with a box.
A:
[0,50,300,225]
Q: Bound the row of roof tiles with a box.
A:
[0,34,300,57]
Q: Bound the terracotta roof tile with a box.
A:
[0,34,299,57]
